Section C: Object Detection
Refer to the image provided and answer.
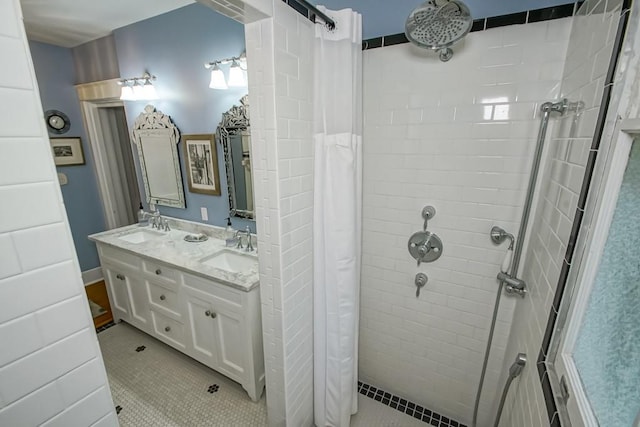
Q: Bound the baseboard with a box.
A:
[82,267,103,286]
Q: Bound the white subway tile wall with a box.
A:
[361,19,572,426]
[499,1,623,426]
[0,0,116,426]
[245,1,314,425]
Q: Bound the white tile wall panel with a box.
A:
[0,88,44,137]
[0,233,21,279]
[0,315,42,367]
[0,382,65,427]
[0,329,97,404]
[12,223,74,271]
[35,296,89,345]
[0,0,115,424]
[56,359,108,406]
[0,138,55,186]
[361,18,572,426]
[0,38,32,90]
[0,183,62,233]
[246,1,315,424]
[0,261,79,323]
[499,1,624,426]
[41,386,113,427]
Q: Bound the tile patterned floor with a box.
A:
[98,322,440,426]
[98,323,267,426]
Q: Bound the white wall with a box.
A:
[0,0,117,426]
[360,18,571,426]
[245,1,315,425]
[500,0,627,425]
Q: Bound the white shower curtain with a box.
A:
[313,7,363,427]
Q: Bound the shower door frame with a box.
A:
[547,121,640,426]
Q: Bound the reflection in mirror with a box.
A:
[217,95,254,219]
[132,105,186,209]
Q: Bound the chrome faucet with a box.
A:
[150,211,161,229]
[149,210,170,231]
[245,226,254,252]
[234,227,254,252]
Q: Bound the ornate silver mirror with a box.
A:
[217,95,254,219]
[132,105,186,209]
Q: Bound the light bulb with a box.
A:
[209,64,228,89]
[120,85,134,100]
[132,82,144,100]
[142,80,158,100]
[228,60,246,87]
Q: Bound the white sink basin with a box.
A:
[119,229,164,244]
[200,250,257,273]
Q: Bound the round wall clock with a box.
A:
[45,110,71,134]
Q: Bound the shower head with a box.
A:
[405,0,473,62]
[508,353,527,378]
[490,226,514,249]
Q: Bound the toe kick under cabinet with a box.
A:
[97,243,265,401]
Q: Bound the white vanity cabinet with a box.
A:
[96,242,264,401]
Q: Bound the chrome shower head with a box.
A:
[490,226,514,250]
[405,0,473,62]
[508,353,527,378]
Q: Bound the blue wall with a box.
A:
[314,0,576,39]
[30,41,106,272]
[114,3,254,232]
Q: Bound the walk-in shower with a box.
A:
[473,98,583,427]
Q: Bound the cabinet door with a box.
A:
[184,285,245,381]
[103,265,130,321]
[127,276,151,330]
[214,304,245,380]
[184,287,219,368]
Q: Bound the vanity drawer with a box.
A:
[143,260,178,286]
[182,272,243,309]
[151,310,185,348]
[147,281,181,319]
[99,245,141,270]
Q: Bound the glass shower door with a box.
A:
[555,137,640,427]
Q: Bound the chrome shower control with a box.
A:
[415,273,428,298]
[422,206,436,231]
[408,231,443,265]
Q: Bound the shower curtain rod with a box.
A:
[286,0,336,30]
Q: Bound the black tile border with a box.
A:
[485,11,527,29]
[536,1,632,424]
[358,381,466,427]
[362,2,579,51]
[96,321,116,334]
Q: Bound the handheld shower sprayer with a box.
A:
[491,226,514,273]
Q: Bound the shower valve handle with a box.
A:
[415,273,428,298]
[422,206,436,231]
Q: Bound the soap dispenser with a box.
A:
[138,203,148,226]
[225,217,237,247]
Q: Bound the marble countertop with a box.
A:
[89,218,259,292]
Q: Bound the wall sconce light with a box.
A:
[209,64,228,90]
[118,72,158,101]
[204,52,247,90]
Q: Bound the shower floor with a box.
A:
[97,322,426,426]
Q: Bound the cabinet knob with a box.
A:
[160,294,166,301]
[205,310,211,317]
[211,312,217,319]
[155,269,162,275]
[164,326,171,332]
[116,274,124,280]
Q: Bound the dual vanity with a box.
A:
[89,218,264,401]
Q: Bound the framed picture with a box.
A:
[50,137,85,166]
[183,134,221,196]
